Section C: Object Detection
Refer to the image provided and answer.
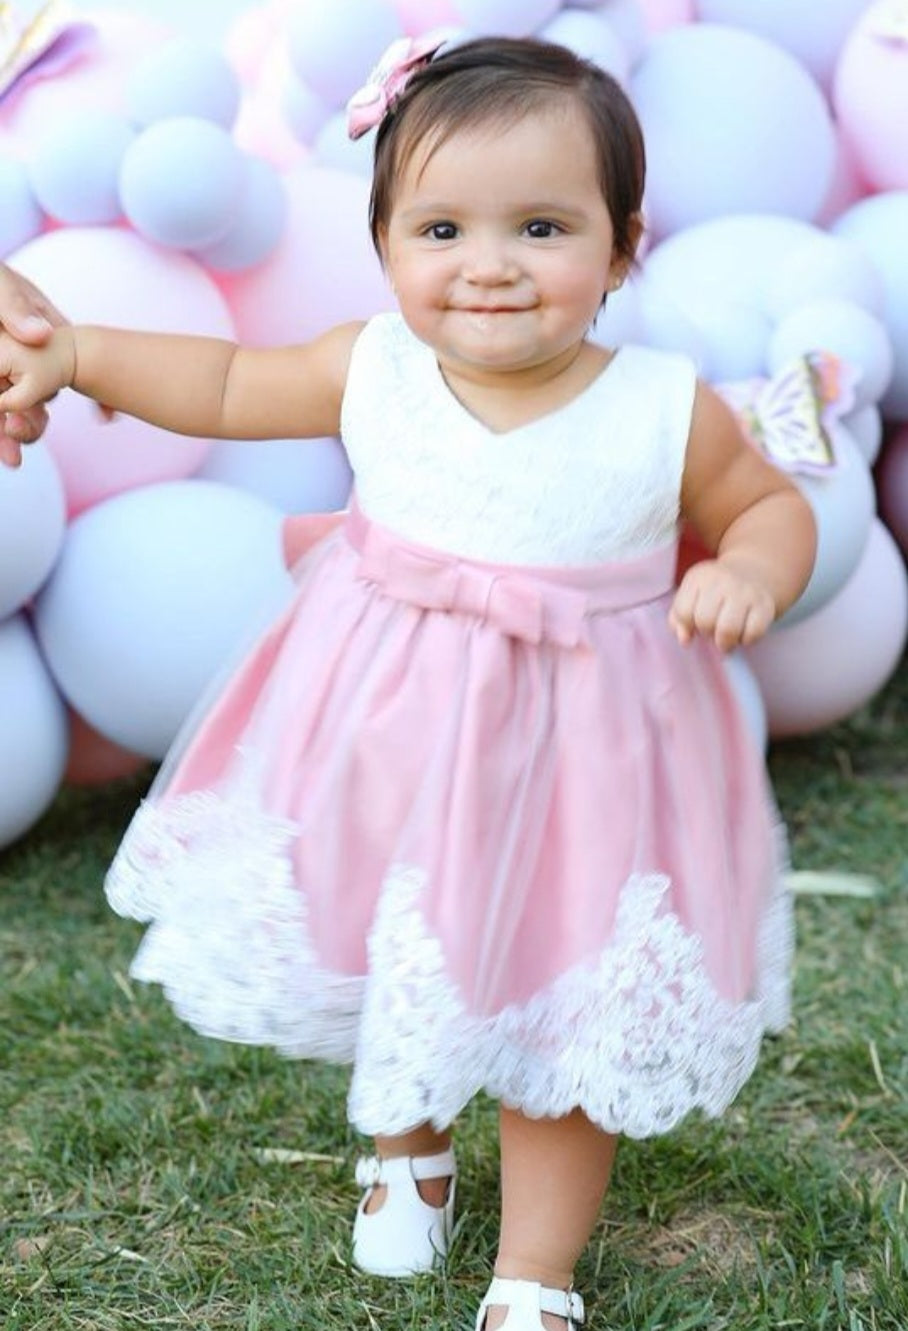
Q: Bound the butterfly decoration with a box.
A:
[0,0,96,106]
[717,352,857,475]
[868,0,908,44]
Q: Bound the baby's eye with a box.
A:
[524,219,563,239]
[425,222,458,241]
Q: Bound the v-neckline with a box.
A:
[426,343,627,440]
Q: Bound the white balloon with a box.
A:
[767,299,894,410]
[763,234,886,323]
[632,25,836,237]
[0,614,68,849]
[833,192,908,419]
[539,10,631,82]
[591,279,646,348]
[641,215,821,316]
[454,0,561,39]
[287,0,402,107]
[0,443,66,619]
[840,403,883,467]
[747,519,908,737]
[33,481,293,760]
[696,0,872,89]
[723,650,767,753]
[126,39,241,129]
[687,299,772,382]
[781,428,876,625]
[199,436,353,515]
[314,111,377,177]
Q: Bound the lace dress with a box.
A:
[106,314,791,1139]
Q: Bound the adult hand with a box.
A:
[0,263,67,467]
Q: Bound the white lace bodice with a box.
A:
[340,314,697,566]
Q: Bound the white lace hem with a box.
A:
[106,794,791,1139]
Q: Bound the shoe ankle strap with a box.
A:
[482,1277,585,1327]
[355,1147,456,1189]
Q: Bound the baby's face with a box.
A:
[379,104,623,385]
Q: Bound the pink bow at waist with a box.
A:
[345,504,677,649]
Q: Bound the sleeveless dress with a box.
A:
[106,314,791,1140]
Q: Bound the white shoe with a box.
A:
[475,1277,585,1330]
[351,1148,456,1277]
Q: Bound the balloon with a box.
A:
[0,614,68,850]
[193,155,288,272]
[119,117,245,250]
[746,519,908,737]
[0,156,43,258]
[833,2,908,192]
[877,423,908,556]
[780,428,876,625]
[283,74,334,144]
[287,0,402,107]
[833,192,908,419]
[223,165,394,346]
[539,9,631,82]
[33,481,293,760]
[685,298,772,382]
[591,0,649,65]
[390,0,459,32]
[0,12,170,147]
[631,25,836,238]
[8,228,234,515]
[767,300,894,411]
[636,0,695,36]
[841,403,883,467]
[640,215,822,317]
[723,651,767,754]
[454,0,561,39]
[696,0,872,89]
[763,234,885,323]
[816,126,872,227]
[0,443,67,619]
[28,111,135,226]
[314,111,378,177]
[126,39,242,129]
[63,708,149,787]
[199,435,353,515]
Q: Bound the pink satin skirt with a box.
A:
[106,505,790,1138]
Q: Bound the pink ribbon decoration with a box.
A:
[0,1,97,106]
[716,351,857,474]
[346,29,451,140]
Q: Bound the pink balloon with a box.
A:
[833,4,908,192]
[877,423,908,557]
[815,124,872,227]
[64,706,149,787]
[390,0,460,33]
[222,164,394,346]
[8,228,235,516]
[637,0,695,34]
[746,520,908,738]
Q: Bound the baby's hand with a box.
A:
[668,558,776,652]
[0,328,74,466]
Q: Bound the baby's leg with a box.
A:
[366,1124,453,1211]
[352,1122,456,1277]
[483,1108,618,1331]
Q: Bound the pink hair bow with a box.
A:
[346,30,450,140]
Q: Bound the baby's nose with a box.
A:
[462,239,519,284]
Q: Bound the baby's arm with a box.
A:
[0,321,364,445]
[670,383,817,651]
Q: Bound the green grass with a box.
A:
[2,658,906,1330]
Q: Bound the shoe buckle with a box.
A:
[355,1155,383,1189]
[565,1288,585,1326]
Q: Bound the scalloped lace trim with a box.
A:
[106,794,790,1138]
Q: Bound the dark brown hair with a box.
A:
[368,36,646,264]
